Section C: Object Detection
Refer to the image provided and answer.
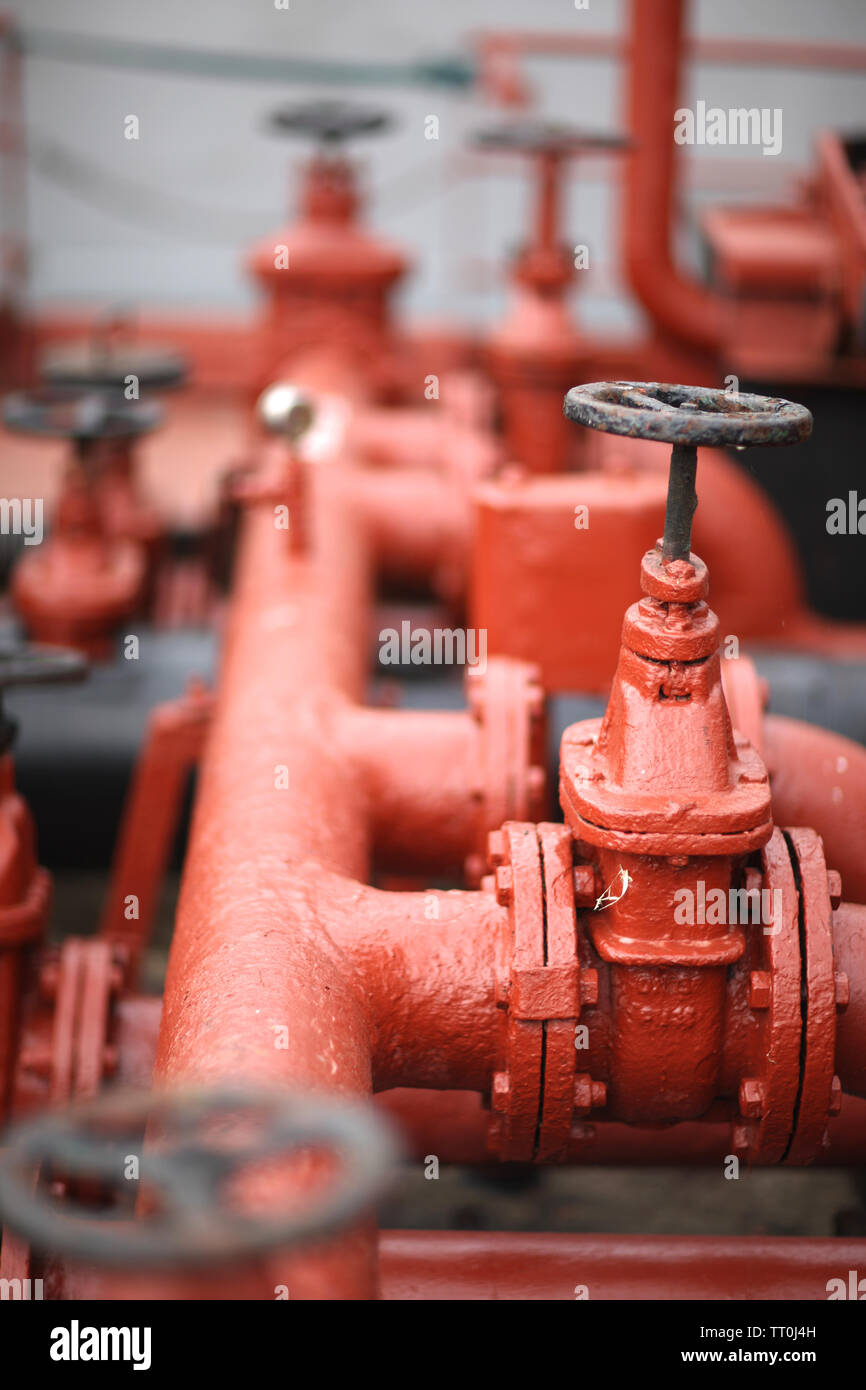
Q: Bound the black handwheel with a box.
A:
[269,99,391,144]
[0,1086,399,1268]
[473,120,626,158]
[3,388,162,446]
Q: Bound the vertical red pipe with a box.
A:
[624,0,723,354]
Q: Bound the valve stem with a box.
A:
[661,443,698,564]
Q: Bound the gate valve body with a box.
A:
[474,122,626,473]
[558,383,815,1128]
[248,99,408,396]
[39,317,187,585]
[3,390,160,656]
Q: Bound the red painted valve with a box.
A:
[4,389,159,655]
[39,322,187,599]
[476,122,626,472]
[248,99,408,396]
[550,381,847,1159]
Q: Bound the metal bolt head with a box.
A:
[748,970,772,1010]
[835,972,850,1011]
[491,1071,510,1113]
[494,864,514,907]
[827,870,843,909]
[829,1075,843,1116]
[573,864,596,907]
[579,967,599,1007]
[738,1077,765,1119]
[574,1073,605,1114]
[487,830,506,868]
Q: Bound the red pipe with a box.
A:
[379,1230,866,1301]
[476,29,866,76]
[763,715,866,908]
[624,0,723,355]
[377,1087,866,1167]
[109,996,866,1167]
[152,497,379,1298]
[150,478,515,1292]
[341,708,488,878]
[60,1227,866,1302]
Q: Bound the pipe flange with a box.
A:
[732,832,802,1164]
[782,828,838,1164]
[733,827,840,1165]
[18,938,125,1105]
[465,659,546,885]
[486,822,600,1161]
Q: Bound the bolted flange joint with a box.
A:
[484,821,603,1162]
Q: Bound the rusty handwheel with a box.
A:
[563,381,812,448]
[0,1086,399,1268]
[565,381,813,563]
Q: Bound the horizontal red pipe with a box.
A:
[378,1087,866,1167]
[379,1230,866,1300]
[341,707,483,877]
[763,714,866,908]
[116,1006,866,1164]
[475,30,866,74]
